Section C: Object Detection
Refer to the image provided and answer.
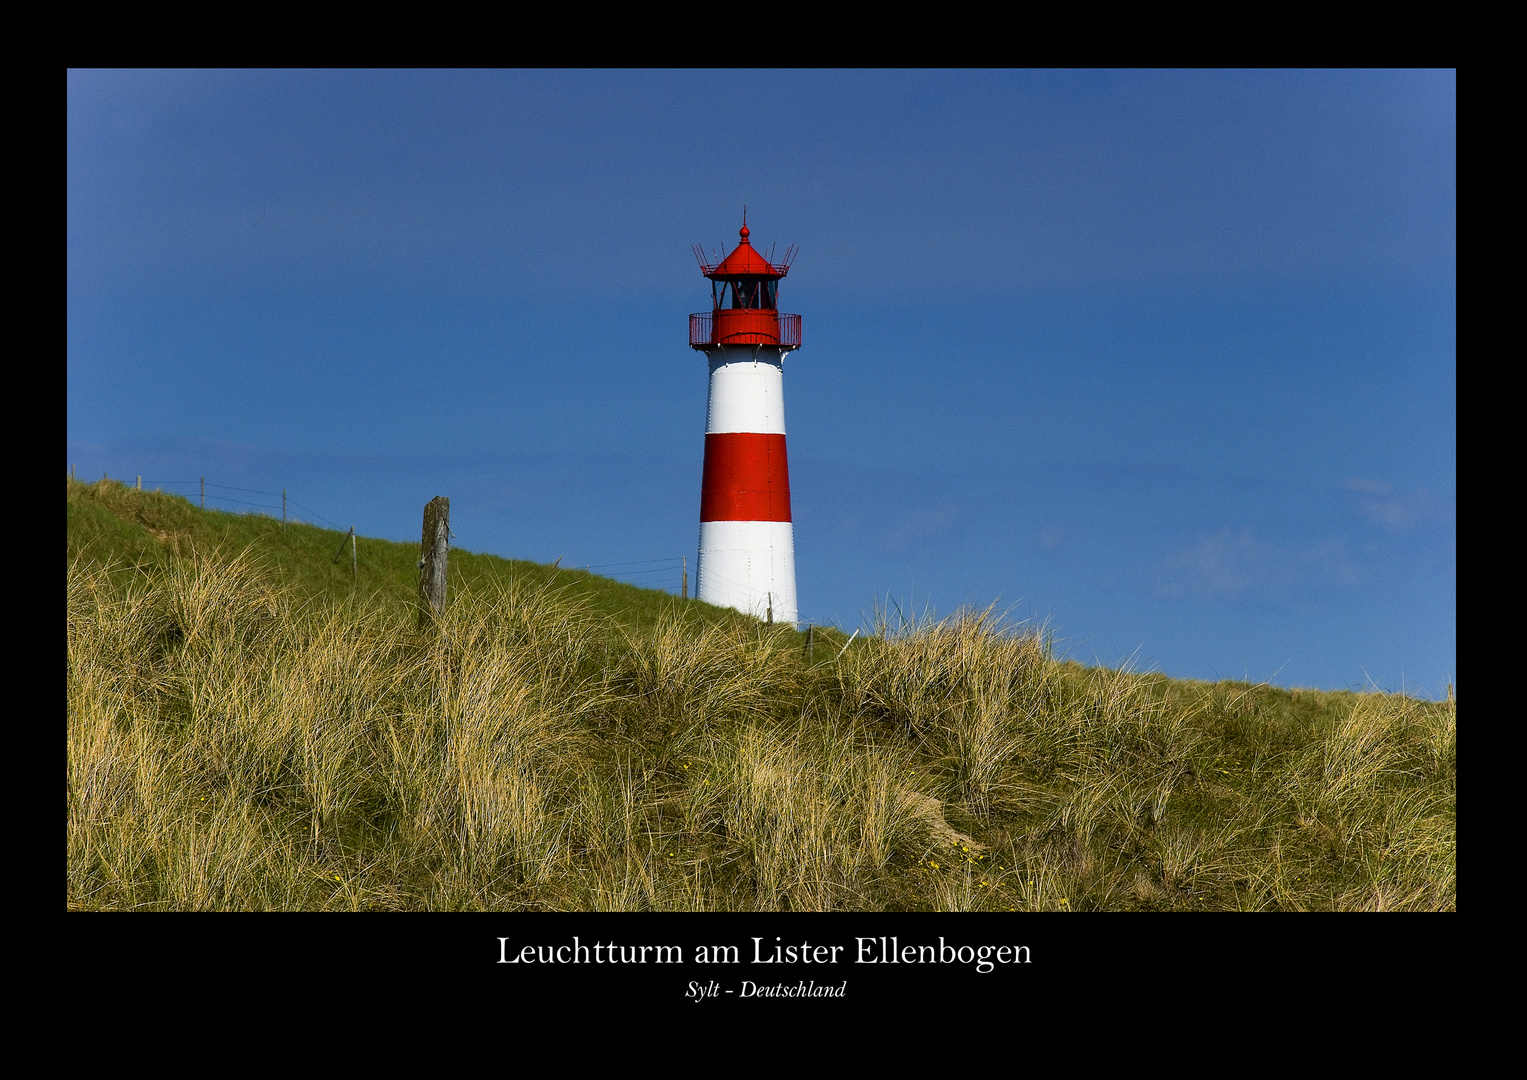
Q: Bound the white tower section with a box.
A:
[696,346,798,625]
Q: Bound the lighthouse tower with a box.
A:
[689,222,802,625]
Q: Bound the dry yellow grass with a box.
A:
[67,545,1455,911]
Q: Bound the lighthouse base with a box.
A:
[697,520,798,626]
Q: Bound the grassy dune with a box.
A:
[66,478,1455,911]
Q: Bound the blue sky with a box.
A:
[67,69,1455,695]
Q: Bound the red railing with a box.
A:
[689,311,802,350]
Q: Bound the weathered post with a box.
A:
[417,496,450,630]
[681,556,688,600]
[200,477,205,509]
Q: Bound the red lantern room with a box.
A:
[690,224,802,349]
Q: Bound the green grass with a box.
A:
[67,476,781,643]
[66,477,1455,911]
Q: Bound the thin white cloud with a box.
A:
[1341,478,1394,495]
[1155,527,1367,603]
[1342,480,1451,533]
[878,504,963,553]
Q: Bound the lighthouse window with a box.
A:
[719,279,778,310]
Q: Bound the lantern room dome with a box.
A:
[700,223,790,280]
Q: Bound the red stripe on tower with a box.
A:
[699,432,792,522]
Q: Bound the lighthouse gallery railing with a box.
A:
[690,312,801,350]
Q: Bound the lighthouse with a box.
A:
[689,221,802,625]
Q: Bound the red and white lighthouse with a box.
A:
[689,222,802,625]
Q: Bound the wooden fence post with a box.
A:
[681,556,688,600]
[417,496,450,630]
[200,477,205,509]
